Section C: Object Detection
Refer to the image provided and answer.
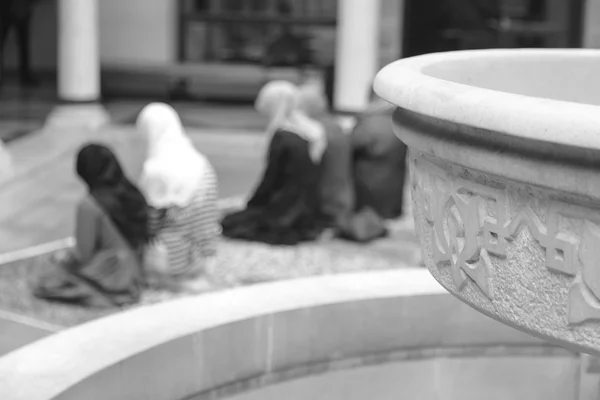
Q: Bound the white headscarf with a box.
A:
[136,103,210,209]
[255,80,327,164]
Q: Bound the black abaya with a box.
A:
[222,130,324,245]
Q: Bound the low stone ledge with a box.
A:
[0,269,565,400]
[0,310,59,357]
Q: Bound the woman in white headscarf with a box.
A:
[137,103,219,290]
[221,80,327,245]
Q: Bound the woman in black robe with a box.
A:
[221,80,328,245]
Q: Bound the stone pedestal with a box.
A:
[46,0,109,130]
[333,0,381,113]
[375,49,600,358]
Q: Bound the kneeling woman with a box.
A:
[221,80,328,245]
[34,144,151,308]
[137,103,220,289]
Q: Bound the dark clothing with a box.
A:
[221,129,324,245]
[317,116,354,228]
[351,108,408,220]
[34,196,145,308]
[333,108,406,243]
[76,144,151,249]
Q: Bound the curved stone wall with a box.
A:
[0,270,578,400]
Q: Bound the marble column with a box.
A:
[333,0,382,113]
[583,0,600,48]
[45,0,109,130]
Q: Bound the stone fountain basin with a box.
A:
[375,49,600,357]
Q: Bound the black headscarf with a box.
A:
[76,143,151,249]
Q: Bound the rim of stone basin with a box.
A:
[374,49,600,155]
[374,49,600,200]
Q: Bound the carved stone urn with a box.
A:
[375,49,600,356]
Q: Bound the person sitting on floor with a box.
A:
[297,80,354,232]
[350,88,408,221]
[221,80,328,245]
[33,143,151,308]
[137,103,219,292]
[330,88,409,243]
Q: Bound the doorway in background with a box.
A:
[402,0,584,57]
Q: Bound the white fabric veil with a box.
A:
[136,103,209,209]
[255,80,327,164]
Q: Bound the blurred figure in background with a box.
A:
[334,88,408,243]
[137,103,219,292]
[221,80,327,245]
[297,80,354,232]
[351,89,407,220]
[0,0,39,86]
[34,144,150,308]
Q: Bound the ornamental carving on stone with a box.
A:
[410,152,600,326]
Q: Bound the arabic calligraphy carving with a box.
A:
[411,152,600,325]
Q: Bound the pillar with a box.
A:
[333,0,382,113]
[45,0,109,130]
[583,0,600,48]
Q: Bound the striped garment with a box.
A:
[148,165,220,277]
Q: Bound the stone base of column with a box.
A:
[44,103,111,131]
